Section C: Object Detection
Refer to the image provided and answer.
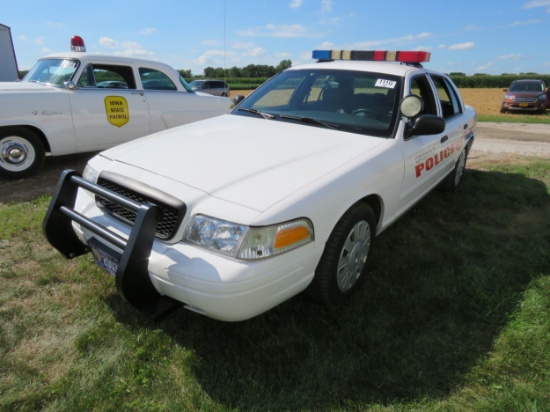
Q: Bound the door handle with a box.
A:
[463,124,468,130]
[440,135,448,143]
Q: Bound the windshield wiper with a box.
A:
[238,108,275,119]
[279,114,340,129]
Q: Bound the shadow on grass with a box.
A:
[110,167,550,410]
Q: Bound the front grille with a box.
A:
[96,173,186,240]
[515,97,536,103]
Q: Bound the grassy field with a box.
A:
[1,157,549,410]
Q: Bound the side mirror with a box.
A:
[64,81,77,90]
[399,95,423,118]
[232,95,246,106]
[406,114,445,138]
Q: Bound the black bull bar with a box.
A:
[42,169,182,318]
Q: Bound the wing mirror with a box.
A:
[400,95,445,138]
[232,95,246,106]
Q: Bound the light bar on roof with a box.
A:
[312,50,431,63]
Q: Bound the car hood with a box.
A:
[507,91,545,98]
[0,81,59,92]
[100,114,388,211]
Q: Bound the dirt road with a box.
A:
[1,122,549,204]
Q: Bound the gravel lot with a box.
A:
[1,122,549,204]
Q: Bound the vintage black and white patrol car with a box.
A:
[0,36,230,178]
[43,50,476,321]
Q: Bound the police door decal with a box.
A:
[105,96,130,127]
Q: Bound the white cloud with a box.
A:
[289,0,303,8]
[320,16,342,25]
[35,37,46,45]
[523,0,550,10]
[321,0,333,13]
[140,28,157,35]
[317,41,335,49]
[508,19,541,26]
[99,37,154,58]
[348,32,432,49]
[448,42,475,50]
[196,49,230,65]
[233,42,256,49]
[46,21,63,28]
[475,63,493,72]
[99,37,119,48]
[238,24,321,38]
[497,54,524,60]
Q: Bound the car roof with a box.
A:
[287,59,426,77]
[40,52,177,71]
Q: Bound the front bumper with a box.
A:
[43,169,322,321]
[501,101,546,112]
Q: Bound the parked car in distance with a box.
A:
[0,36,231,179]
[500,79,550,114]
[43,49,476,321]
[188,79,230,97]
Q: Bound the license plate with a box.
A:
[519,103,529,107]
[89,238,121,276]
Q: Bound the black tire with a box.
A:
[306,202,376,305]
[0,127,46,179]
[440,149,467,192]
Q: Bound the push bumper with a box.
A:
[42,169,182,318]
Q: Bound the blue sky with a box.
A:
[3,0,550,76]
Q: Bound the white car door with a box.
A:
[138,67,229,130]
[399,74,465,213]
[69,64,151,152]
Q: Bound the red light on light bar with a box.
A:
[312,50,431,63]
[70,36,86,52]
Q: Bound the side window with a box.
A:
[77,64,135,89]
[429,75,462,119]
[409,75,437,115]
[139,68,177,91]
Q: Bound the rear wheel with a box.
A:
[306,202,376,305]
[0,128,46,179]
[441,149,467,192]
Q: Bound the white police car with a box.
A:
[0,36,230,178]
[43,50,476,321]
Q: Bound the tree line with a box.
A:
[180,59,292,79]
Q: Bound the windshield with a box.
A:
[23,58,80,87]
[189,80,204,88]
[509,81,544,92]
[232,68,402,137]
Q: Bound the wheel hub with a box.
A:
[337,221,371,292]
[1,141,28,165]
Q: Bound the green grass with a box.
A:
[478,113,550,124]
[1,159,549,411]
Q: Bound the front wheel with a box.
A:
[306,202,376,305]
[0,128,46,179]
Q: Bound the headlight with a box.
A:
[186,215,314,260]
[186,215,248,257]
[82,164,99,183]
[81,164,100,199]
[504,93,515,101]
[538,94,546,101]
